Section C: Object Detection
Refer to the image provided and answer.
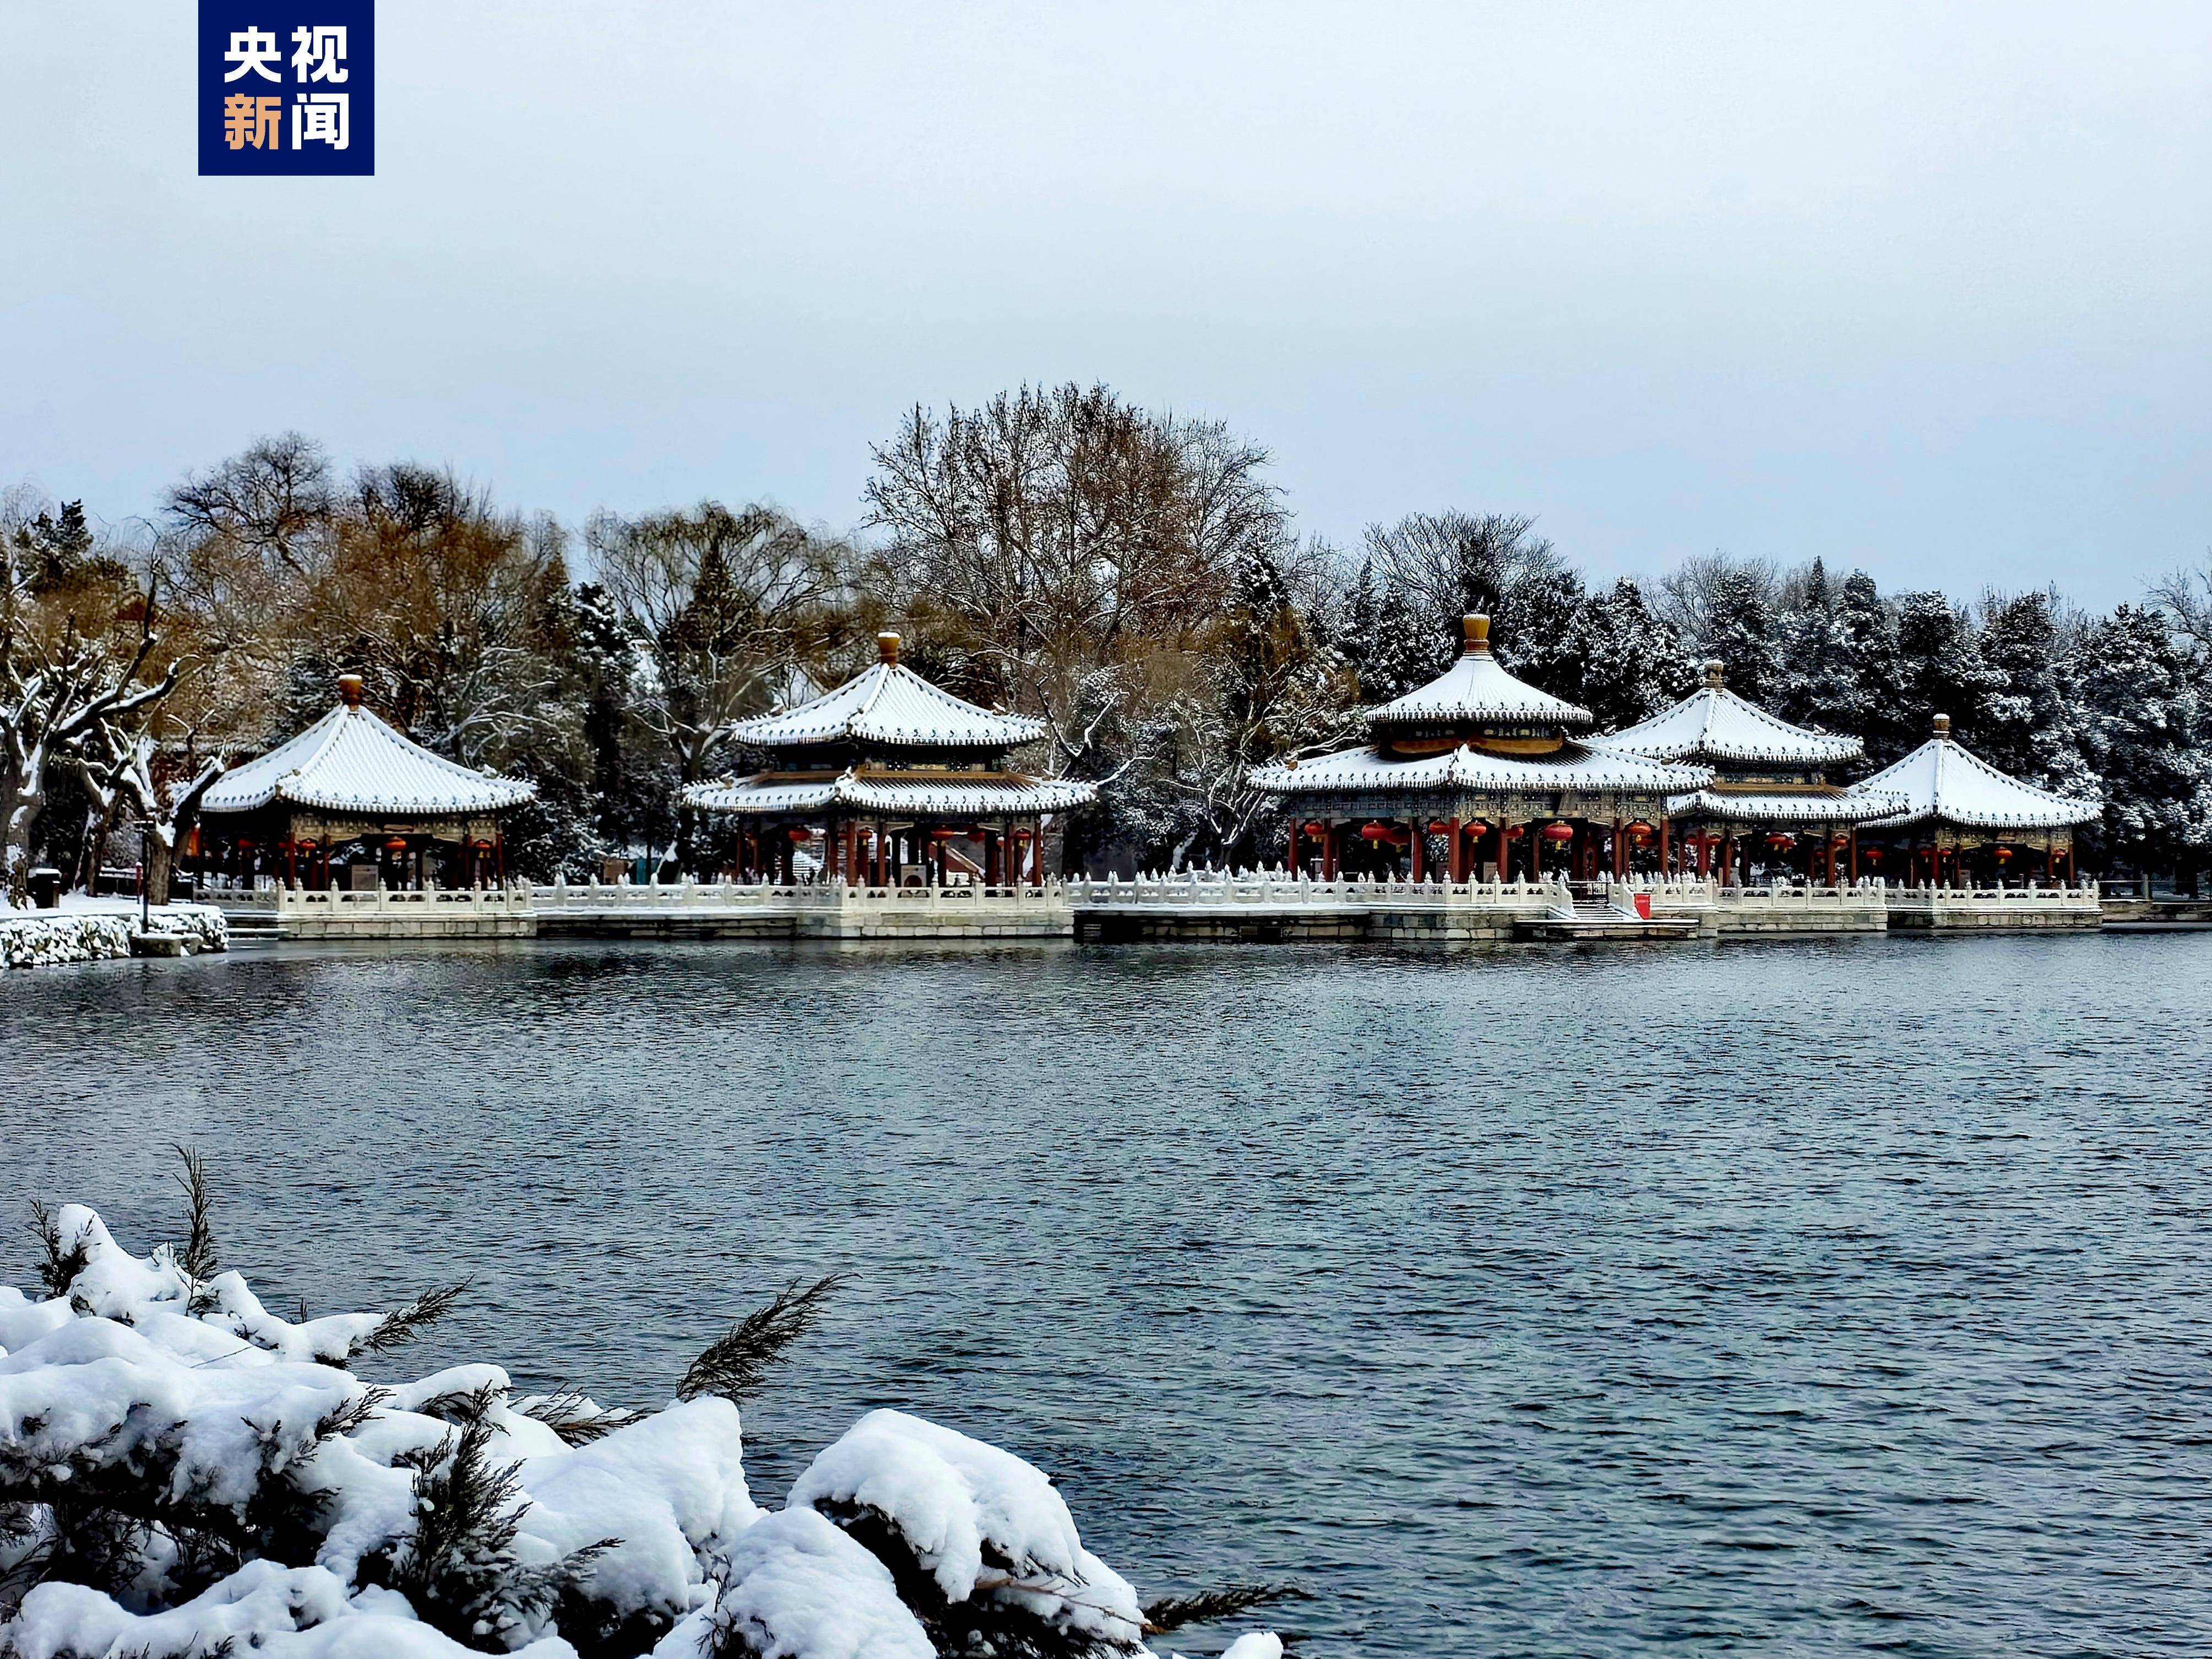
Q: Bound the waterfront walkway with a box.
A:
[197,871,2108,943]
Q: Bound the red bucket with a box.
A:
[1633,893,1653,919]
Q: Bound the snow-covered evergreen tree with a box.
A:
[2071,603,2212,880]
[1770,559,1858,732]
[1572,578,1696,728]
[1977,590,2093,793]
[1892,591,2004,752]
[1697,567,1781,704]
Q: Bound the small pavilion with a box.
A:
[1602,660,1904,884]
[683,632,1096,886]
[1250,614,1709,882]
[194,674,536,889]
[1849,714,2100,885]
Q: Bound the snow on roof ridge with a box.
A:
[1252,739,1709,795]
[1604,683,1861,765]
[1851,732,2100,829]
[730,656,1046,749]
[1366,649,1595,731]
[202,698,535,817]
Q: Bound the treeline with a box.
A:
[6,383,2209,896]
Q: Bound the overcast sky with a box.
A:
[4,2,2207,604]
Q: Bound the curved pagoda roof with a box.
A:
[1851,716,2100,831]
[1366,614,1595,733]
[1606,661,1862,766]
[685,768,1095,817]
[1252,740,1706,798]
[1664,785,1905,826]
[200,678,536,817]
[729,634,1046,751]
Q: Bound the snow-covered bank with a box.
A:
[0,901,226,970]
[0,1204,1283,1659]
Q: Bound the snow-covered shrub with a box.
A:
[0,905,225,971]
[788,1410,1146,1656]
[0,1178,1288,1659]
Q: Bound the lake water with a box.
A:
[5,933,2210,1656]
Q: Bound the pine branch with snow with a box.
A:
[1,1183,1290,1659]
[677,1275,846,1405]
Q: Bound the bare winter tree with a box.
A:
[585,502,852,869]
[2,530,183,905]
[863,384,1314,868]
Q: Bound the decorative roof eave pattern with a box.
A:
[200,705,537,817]
[1250,742,1709,797]
[1848,737,2102,830]
[683,770,1096,816]
[1666,788,1906,825]
[1604,686,1863,765]
[1365,649,1595,733]
[728,660,1047,749]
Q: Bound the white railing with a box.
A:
[273,884,535,917]
[528,876,798,912]
[523,876,1067,913]
[1063,871,1570,908]
[1887,880,2100,906]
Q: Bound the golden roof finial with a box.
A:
[1462,613,1492,655]
[877,632,901,665]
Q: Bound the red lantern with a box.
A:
[1764,833,1795,851]
[1866,848,1884,863]
[789,828,813,842]
[1504,825,1525,840]
[1426,820,1454,835]
[1302,821,1324,836]
[1625,820,1654,839]
[1540,823,1575,843]
[383,838,407,853]
[968,829,986,842]
[1993,847,2013,862]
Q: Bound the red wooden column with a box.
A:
[1323,824,1338,881]
[1448,819,1466,884]
[1285,817,1300,874]
[1850,829,1860,882]
[1658,815,1670,877]
[1494,822,1508,882]
[1612,817,1624,879]
[1410,819,1425,883]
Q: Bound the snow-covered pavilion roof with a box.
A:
[201,683,536,817]
[1605,662,1861,765]
[1366,614,1595,732]
[730,634,1045,750]
[1251,740,1707,797]
[684,768,1095,816]
[1666,786,1905,825]
[1850,718,2100,830]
